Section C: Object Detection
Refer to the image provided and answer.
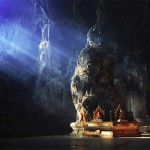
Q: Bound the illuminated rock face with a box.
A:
[71,28,124,121]
[35,22,65,114]
[33,1,75,117]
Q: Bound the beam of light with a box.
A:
[0,0,90,83]
[0,18,88,81]
[49,23,87,66]
[0,20,88,82]
[0,29,38,61]
[0,21,39,81]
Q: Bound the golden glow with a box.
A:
[101,131,113,138]
[88,123,99,127]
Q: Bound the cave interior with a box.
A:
[0,0,150,138]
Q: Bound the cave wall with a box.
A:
[0,0,150,137]
[71,0,150,120]
[71,23,124,121]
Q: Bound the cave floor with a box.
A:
[0,135,150,150]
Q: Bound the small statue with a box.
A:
[94,106,100,119]
[119,108,125,120]
[114,104,127,122]
[75,102,86,122]
[93,105,105,120]
[79,108,85,121]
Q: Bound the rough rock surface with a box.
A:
[71,26,124,121]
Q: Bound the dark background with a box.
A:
[0,0,150,138]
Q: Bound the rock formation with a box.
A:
[71,24,124,121]
[0,0,149,137]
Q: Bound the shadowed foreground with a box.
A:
[0,135,150,150]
